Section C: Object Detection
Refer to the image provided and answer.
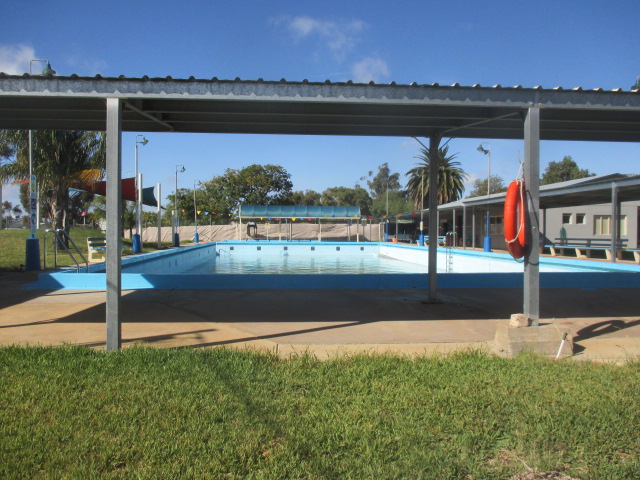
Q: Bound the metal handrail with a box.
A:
[43,229,89,272]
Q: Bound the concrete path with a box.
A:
[1,272,638,363]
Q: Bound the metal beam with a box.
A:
[428,134,441,302]
[524,107,540,325]
[125,101,175,131]
[106,98,123,351]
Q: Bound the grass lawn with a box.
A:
[0,347,638,479]
[0,228,176,271]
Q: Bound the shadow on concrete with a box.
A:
[574,319,640,342]
[3,268,640,350]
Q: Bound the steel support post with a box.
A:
[428,134,441,302]
[610,182,618,263]
[106,98,123,351]
[452,208,456,246]
[523,107,540,325]
[157,183,162,249]
[472,209,476,249]
[462,205,467,249]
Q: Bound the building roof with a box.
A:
[436,174,640,211]
[1,74,639,142]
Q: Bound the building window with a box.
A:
[594,215,611,235]
[594,215,627,235]
[490,216,503,235]
[576,213,585,224]
[562,213,572,224]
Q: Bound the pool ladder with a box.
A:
[43,229,89,272]
[445,232,457,273]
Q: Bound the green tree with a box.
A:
[466,176,507,198]
[90,195,135,237]
[0,130,105,231]
[541,156,594,185]
[290,189,322,206]
[162,164,294,226]
[405,145,467,207]
[370,190,412,218]
[320,186,372,216]
[363,163,402,198]
[221,164,293,206]
[360,163,411,217]
[2,200,22,228]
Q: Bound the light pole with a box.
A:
[419,170,425,246]
[477,143,492,252]
[24,59,56,271]
[132,135,148,253]
[383,182,389,242]
[173,165,186,247]
[193,180,202,243]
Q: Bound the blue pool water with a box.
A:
[30,241,640,290]
[182,243,590,275]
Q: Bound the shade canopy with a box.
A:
[239,205,360,219]
[1,75,639,142]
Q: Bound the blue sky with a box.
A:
[1,0,638,209]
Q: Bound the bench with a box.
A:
[419,235,445,246]
[545,237,628,260]
[626,249,640,264]
[86,237,108,263]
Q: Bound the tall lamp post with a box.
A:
[173,165,186,247]
[384,182,389,242]
[477,143,492,252]
[24,59,56,271]
[132,135,148,253]
[193,180,202,243]
[418,170,425,246]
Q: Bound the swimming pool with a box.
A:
[182,242,590,275]
[30,241,640,290]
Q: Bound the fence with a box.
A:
[137,222,385,243]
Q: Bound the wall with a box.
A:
[543,201,639,248]
[138,222,384,243]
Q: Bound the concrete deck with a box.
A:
[1,271,639,362]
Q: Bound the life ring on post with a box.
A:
[503,179,527,260]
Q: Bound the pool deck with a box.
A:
[1,271,639,363]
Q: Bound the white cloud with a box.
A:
[284,16,367,61]
[0,44,36,74]
[351,57,390,83]
[464,173,479,191]
[63,53,107,75]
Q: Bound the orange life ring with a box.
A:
[503,179,526,259]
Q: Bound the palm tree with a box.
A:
[405,145,467,208]
[0,130,105,230]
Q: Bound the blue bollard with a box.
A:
[418,234,425,246]
[484,236,492,252]
[25,237,41,271]
[132,234,142,253]
[194,232,199,243]
[173,233,180,247]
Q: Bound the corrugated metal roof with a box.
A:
[1,72,638,93]
[1,74,639,141]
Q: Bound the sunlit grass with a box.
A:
[0,347,638,479]
[0,228,175,271]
